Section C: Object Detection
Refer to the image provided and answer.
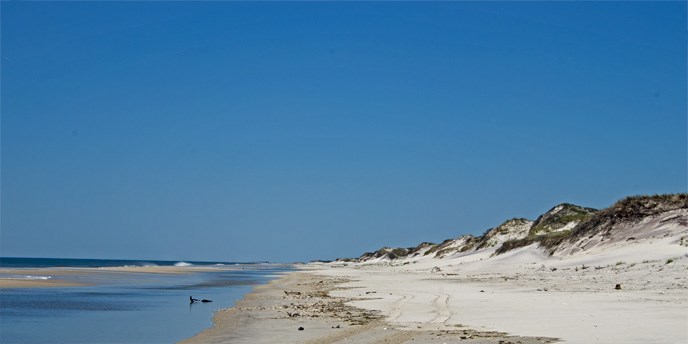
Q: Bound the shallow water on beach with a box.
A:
[0,261,290,343]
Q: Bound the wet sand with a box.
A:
[0,278,89,288]
[0,265,239,289]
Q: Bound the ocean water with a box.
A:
[0,257,291,344]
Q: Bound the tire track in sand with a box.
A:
[388,294,413,322]
[431,293,451,324]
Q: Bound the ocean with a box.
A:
[0,257,292,343]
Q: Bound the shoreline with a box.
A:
[183,255,688,344]
[181,267,557,344]
[0,263,292,344]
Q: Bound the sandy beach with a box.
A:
[183,255,687,344]
[182,268,556,344]
[321,255,688,344]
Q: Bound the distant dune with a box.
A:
[341,193,687,265]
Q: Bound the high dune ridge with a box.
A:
[343,193,687,264]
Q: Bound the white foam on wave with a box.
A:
[174,262,193,267]
[115,263,159,268]
[1,275,53,280]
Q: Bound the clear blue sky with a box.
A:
[2,2,686,262]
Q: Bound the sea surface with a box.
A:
[0,257,292,344]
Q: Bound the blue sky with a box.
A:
[2,2,686,262]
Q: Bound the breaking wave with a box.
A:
[1,275,53,280]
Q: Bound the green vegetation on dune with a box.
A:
[474,218,533,250]
[497,193,687,256]
[569,193,687,240]
[358,241,438,261]
[423,238,457,256]
[528,203,597,236]
[496,230,572,255]
[387,248,410,260]
[347,193,687,262]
